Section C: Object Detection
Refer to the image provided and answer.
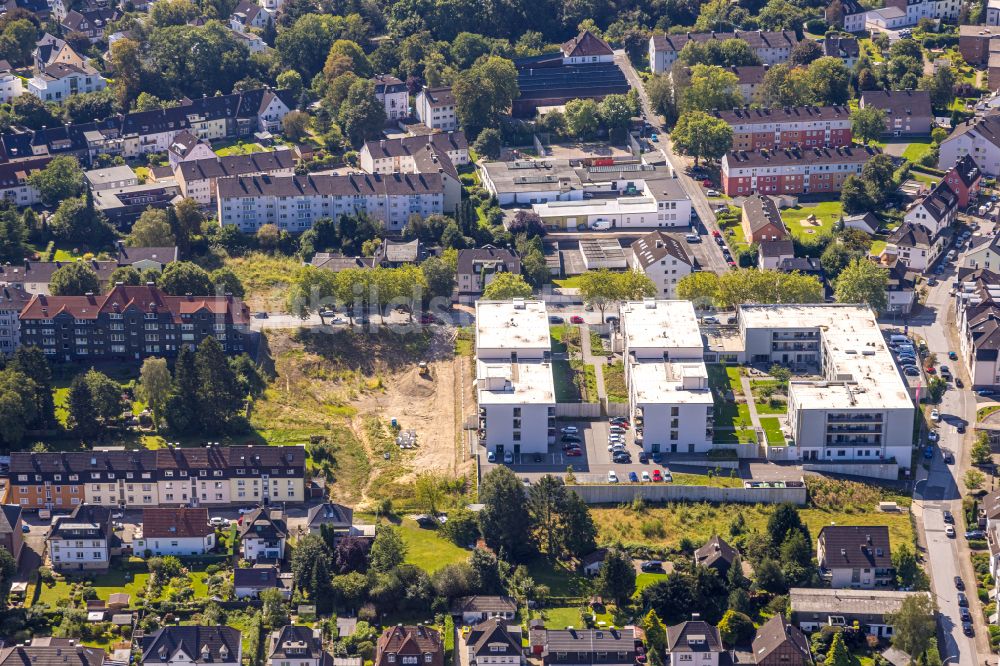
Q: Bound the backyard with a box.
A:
[782,201,842,241]
[397,518,470,573]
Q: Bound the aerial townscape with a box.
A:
[11,0,1000,665]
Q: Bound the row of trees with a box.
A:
[676,268,824,309]
[48,259,245,298]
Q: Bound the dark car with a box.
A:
[561,435,581,443]
[641,560,665,573]
[958,424,966,433]
[966,530,985,539]
[254,311,269,319]
[960,607,972,622]
[534,453,543,463]
[958,592,969,607]
[956,378,964,388]
[944,510,954,524]
[639,452,648,463]
[963,622,974,637]
[606,315,620,323]
[549,316,564,324]
[924,445,934,459]
[955,575,965,590]
[943,450,955,464]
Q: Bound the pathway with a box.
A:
[738,374,762,429]
[579,324,607,402]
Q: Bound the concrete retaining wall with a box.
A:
[566,483,807,505]
[555,403,603,418]
[766,445,800,462]
[802,461,899,480]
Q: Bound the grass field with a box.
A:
[707,365,742,395]
[759,417,785,444]
[902,141,934,163]
[553,276,585,289]
[978,405,1000,422]
[215,141,269,156]
[224,252,303,312]
[670,472,743,488]
[605,362,627,403]
[782,201,842,241]
[398,519,470,573]
[869,239,887,256]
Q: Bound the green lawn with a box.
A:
[553,360,583,402]
[214,141,269,156]
[605,362,627,403]
[759,417,785,445]
[902,140,934,163]
[540,606,584,628]
[635,572,668,593]
[525,558,581,596]
[978,405,1000,422]
[670,472,743,488]
[553,276,584,289]
[782,202,842,241]
[398,519,470,573]
[707,364,742,395]
[869,239,887,256]
[755,399,787,415]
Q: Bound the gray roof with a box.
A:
[421,87,455,108]
[751,614,810,664]
[140,626,241,664]
[651,30,799,53]
[306,503,354,529]
[543,627,636,653]
[726,145,879,168]
[759,239,795,258]
[861,90,932,119]
[789,588,928,616]
[86,165,137,186]
[310,254,374,271]
[234,565,279,589]
[0,504,21,535]
[888,221,932,248]
[713,105,850,126]
[818,525,891,569]
[631,231,691,269]
[916,181,958,222]
[451,595,518,615]
[116,245,179,265]
[823,36,859,59]
[268,626,327,661]
[742,194,788,237]
[665,621,723,653]
[177,149,295,182]
[457,247,520,275]
[217,172,444,198]
[0,646,105,666]
[946,113,1000,151]
[239,508,287,541]
[377,239,420,263]
[466,618,521,657]
[694,535,738,569]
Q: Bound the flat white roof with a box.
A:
[740,304,913,411]
[533,196,657,218]
[476,360,556,404]
[475,299,550,353]
[629,361,714,405]
[621,300,703,353]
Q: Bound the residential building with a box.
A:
[694,535,738,578]
[741,194,789,243]
[759,240,795,270]
[85,165,138,191]
[940,114,1000,177]
[466,618,522,666]
[5,444,306,510]
[713,106,852,151]
[375,625,444,666]
[864,6,912,32]
[61,7,117,42]
[175,149,296,204]
[373,239,421,267]
[93,180,182,227]
[234,565,292,599]
[18,284,250,361]
[750,614,813,666]
[167,130,216,168]
[0,644,106,666]
[451,596,518,625]
[133,507,215,556]
[48,504,114,572]
[943,154,982,208]
[415,87,457,131]
[959,25,1000,65]
[373,74,408,120]
[268,626,331,666]
[0,60,22,103]
[817,525,893,588]
[964,233,1000,272]
[842,212,880,235]
[721,146,878,196]
[822,36,860,68]
[310,254,374,273]
[629,231,694,299]
[140,627,242,666]
[649,30,800,73]
[29,61,106,103]
[239,507,288,561]
[621,300,713,455]
[536,627,636,666]
[305,502,354,536]
[689,64,769,101]
[34,34,85,72]
[0,156,50,206]
[0,504,24,563]
[885,0,960,23]
[957,283,1000,388]
[665,618,724,666]
[458,247,521,296]
[990,0,1000,23]
[580,548,608,576]
[0,284,31,354]
[513,31,628,116]
[114,243,179,273]
[737,304,915,473]
[859,91,933,137]
[475,299,555,457]
[825,0,868,32]
[885,263,918,315]
[789,588,929,637]
[359,132,467,212]
[230,0,271,30]
[880,221,945,272]
[217,172,445,234]
[0,249,176,295]
[903,178,958,237]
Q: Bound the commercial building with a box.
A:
[817,525,893,588]
[133,507,215,556]
[649,30,799,73]
[175,149,296,204]
[5,444,307,510]
[712,106,852,151]
[48,504,114,572]
[621,300,713,455]
[475,299,555,458]
[859,90,933,137]
[415,87,457,131]
[721,146,878,196]
[737,304,914,472]
[789,588,929,637]
[141,627,242,666]
[629,231,693,299]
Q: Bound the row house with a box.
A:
[175,149,296,204]
[713,105,852,151]
[216,172,445,234]
[956,271,1000,388]
[141,627,242,666]
[5,444,307,510]
[721,145,878,196]
[18,284,249,362]
[0,245,177,295]
[532,626,637,666]
[648,30,799,73]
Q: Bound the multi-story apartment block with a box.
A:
[956,270,1000,388]
[47,504,113,571]
[134,507,215,556]
[0,284,31,354]
[217,172,444,234]
[415,87,457,131]
[940,114,1000,177]
[457,247,521,296]
[621,300,713,455]
[359,132,467,211]
[885,0,959,23]
[959,25,1000,65]
[713,106,852,151]
[881,221,945,273]
[372,74,408,120]
[18,284,249,362]
[859,90,933,138]
[649,30,800,73]
[737,304,914,472]
[475,299,555,459]
[175,149,296,204]
[817,525,894,588]
[629,232,693,299]
[826,0,868,32]
[721,146,878,196]
[6,444,306,510]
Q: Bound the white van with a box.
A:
[889,334,910,346]
[591,220,611,231]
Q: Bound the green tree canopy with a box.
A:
[834,258,889,312]
[50,262,100,296]
[671,111,734,165]
[482,272,533,300]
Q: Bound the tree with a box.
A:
[862,154,896,205]
[714,270,823,308]
[10,346,54,428]
[788,40,823,67]
[965,469,985,490]
[209,267,246,298]
[453,56,519,134]
[677,271,721,309]
[195,336,241,431]
[414,473,444,515]
[479,466,534,561]
[50,262,100,296]
[598,93,634,139]
[473,128,502,159]
[290,534,335,612]
[671,111,733,165]
[282,110,311,142]
[596,548,636,605]
[972,431,993,465]
[852,106,886,146]
[643,610,667,665]
[564,98,601,138]
[681,65,742,113]
[257,224,281,252]
[369,524,407,573]
[0,207,28,263]
[756,63,810,108]
[128,209,177,247]
[421,255,456,299]
[482,273,533,299]
[338,79,386,147]
[138,357,172,427]
[804,57,851,105]
[887,593,936,660]
[767,503,806,549]
[645,74,673,120]
[67,374,99,440]
[922,66,956,109]
[28,156,84,208]
[109,266,143,285]
[824,632,852,666]
[0,547,15,605]
[0,369,39,446]
[159,261,213,295]
[48,196,114,247]
[577,270,656,321]
[717,610,755,646]
[893,543,926,589]
[840,175,872,215]
[834,258,889,312]
[557,490,596,559]
[260,587,288,628]
[528,475,564,558]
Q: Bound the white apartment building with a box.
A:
[648,30,799,74]
[476,299,555,458]
[629,232,693,299]
[621,300,713,455]
[175,150,296,204]
[990,0,1000,24]
[415,87,457,131]
[738,305,915,472]
[0,64,22,103]
[47,504,113,572]
[940,115,1000,177]
[29,62,105,102]
[217,172,444,234]
[359,132,467,211]
[372,74,408,121]
[133,507,216,556]
[0,285,30,355]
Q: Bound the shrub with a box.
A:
[640,518,666,539]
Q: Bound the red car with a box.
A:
[727,260,737,267]
[701,179,713,187]
[711,230,721,238]
[926,366,936,374]
[652,469,663,482]
[570,315,584,324]
[565,448,582,456]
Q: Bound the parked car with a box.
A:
[560,426,578,434]
[960,607,972,621]
[608,470,619,483]
[21,524,29,533]
[904,367,920,376]
[946,525,956,537]
[944,510,954,523]
[638,452,648,463]
[956,378,964,388]
[254,311,269,319]
[931,409,941,421]
[958,592,969,607]
[613,454,632,464]
[570,315,584,324]
[209,517,229,527]
[928,430,939,442]
[926,366,937,374]
[924,445,935,459]
[963,622,974,637]
[641,471,651,482]
[957,424,966,433]
[503,451,514,464]
[711,230,721,238]
[978,389,997,396]
[652,469,664,482]
[706,189,720,196]
[549,315,564,324]
[702,316,719,324]
[949,351,958,360]
[943,450,955,464]
[685,234,701,243]
[701,179,712,187]
[565,448,582,457]
[606,315,619,323]
[954,575,964,589]
[641,560,665,572]
[966,530,985,539]
[487,451,496,462]
[628,471,639,483]
[562,435,581,443]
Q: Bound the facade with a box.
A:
[958,282,1000,388]
[6,445,306,510]
[175,149,296,204]
[0,60,22,103]
[713,106,852,152]
[789,588,929,637]
[458,247,521,296]
[359,132,467,212]
[85,165,138,191]
[940,114,1000,177]
[217,172,444,234]
[451,596,518,625]
[0,156,51,206]
[943,154,982,208]
[373,74,408,121]
[133,507,215,556]
[649,30,799,73]
[375,625,444,666]
[48,504,113,572]
[415,87,457,131]
[230,1,271,30]
[167,130,216,168]
[817,525,893,588]
[18,284,250,362]
[234,565,292,599]
[881,221,945,272]
[885,0,960,22]
[0,284,31,355]
[268,626,331,666]
[665,620,724,666]
[239,507,288,561]
[621,300,713,455]
[759,240,795,270]
[721,146,878,196]
[737,304,914,472]
[0,504,24,563]
[475,299,556,458]
[465,619,522,666]
[531,176,691,230]
[93,180,182,226]
[29,61,106,103]
[141,627,242,666]
[629,231,693,299]
[902,179,958,237]
[859,91,933,137]
[825,0,868,32]
[537,627,636,666]
[959,25,1000,65]
[741,194,789,244]
[822,36,860,68]
[751,614,812,666]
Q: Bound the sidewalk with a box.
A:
[739,375,762,429]
[579,324,607,401]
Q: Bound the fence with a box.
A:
[801,461,899,480]
[565,483,807,505]
[554,403,604,419]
